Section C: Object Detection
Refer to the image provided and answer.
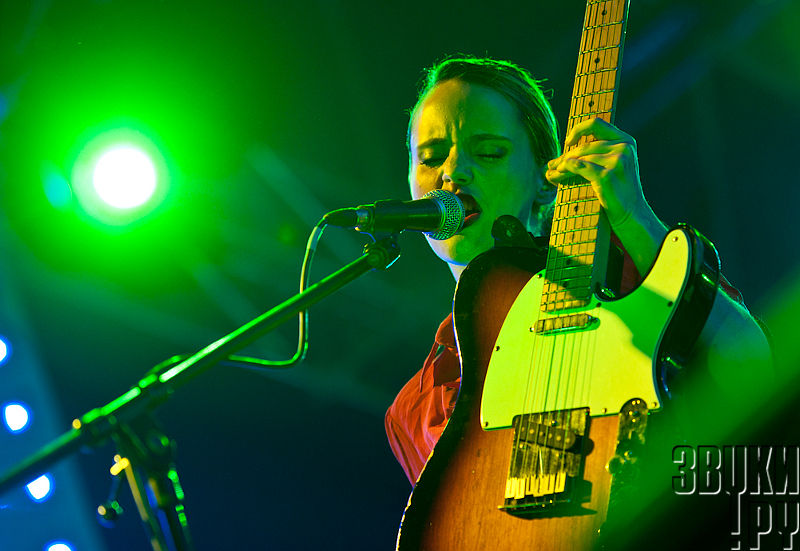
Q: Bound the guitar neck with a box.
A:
[541,0,631,313]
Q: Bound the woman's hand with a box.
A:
[544,117,667,274]
[545,117,645,228]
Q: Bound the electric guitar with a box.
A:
[396,1,720,549]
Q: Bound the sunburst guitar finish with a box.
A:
[396,228,704,551]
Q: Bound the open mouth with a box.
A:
[458,193,481,229]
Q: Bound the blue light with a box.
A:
[42,164,73,210]
[25,474,54,502]
[3,402,31,433]
[0,336,8,365]
[46,542,74,551]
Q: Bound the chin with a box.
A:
[428,231,492,267]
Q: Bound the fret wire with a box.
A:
[551,239,598,247]
[579,44,619,54]
[584,20,624,31]
[544,276,593,287]
[554,214,599,226]
[550,232,597,245]
[556,183,595,197]
[544,285,593,296]
[569,109,612,120]
[541,289,593,300]
[573,88,615,99]
[547,252,596,264]
[544,0,628,314]
[552,221,599,233]
[551,240,597,251]
[555,199,600,213]
[552,226,600,236]
[554,214,600,225]
[554,208,597,220]
[558,197,596,206]
[546,257,594,268]
[542,285,592,296]
[547,254,595,266]
[576,67,616,78]
[542,291,592,302]
[542,300,591,313]
[554,211,601,223]
[556,197,597,212]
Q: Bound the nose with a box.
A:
[441,148,473,190]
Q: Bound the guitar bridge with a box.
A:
[499,408,591,517]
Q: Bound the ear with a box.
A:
[535,181,557,205]
[533,167,557,205]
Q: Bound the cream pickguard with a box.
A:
[480,228,693,429]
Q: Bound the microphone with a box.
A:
[323,190,478,240]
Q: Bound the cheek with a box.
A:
[409,169,433,200]
[496,173,538,216]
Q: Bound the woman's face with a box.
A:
[408,79,547,278]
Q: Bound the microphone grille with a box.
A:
[422,189,465,240]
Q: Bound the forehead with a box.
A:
[410,79,525,148]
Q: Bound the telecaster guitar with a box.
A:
[396,1,720,549]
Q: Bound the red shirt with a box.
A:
[384,241,744,485]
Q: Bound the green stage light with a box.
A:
[92,145,157,209]
[68,123,170,227]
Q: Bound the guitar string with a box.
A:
[570,0,623,506]
[532,0,602,505]
[512,0,626,506]
[565,0,618,504]
[516,0,598,501]
[569,0,614,501]
[557,0,605,502]
[531,0,594,504]
[553,0,622,505]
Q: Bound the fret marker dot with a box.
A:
[588,100,594,107]
[594,57,600,64]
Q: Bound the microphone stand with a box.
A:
[0,235,401,551]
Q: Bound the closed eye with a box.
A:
[420,157,445,167]
[477,150,507,161]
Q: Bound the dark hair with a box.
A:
[407,56,560,233]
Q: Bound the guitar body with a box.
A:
[396,226,720,551]
[393,3,726,548]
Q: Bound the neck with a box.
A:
[450,262,466,281]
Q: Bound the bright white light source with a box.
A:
[3,403,30,433]
[26,474,53,502]
[92,145,157,209]
[46,543,74,551]
[0,337,7,365]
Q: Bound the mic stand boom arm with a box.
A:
[0,235,401,551]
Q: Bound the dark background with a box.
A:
[0,0,798,549]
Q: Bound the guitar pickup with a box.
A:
[533,313,599,335]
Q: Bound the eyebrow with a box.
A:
[415,133,512,149]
